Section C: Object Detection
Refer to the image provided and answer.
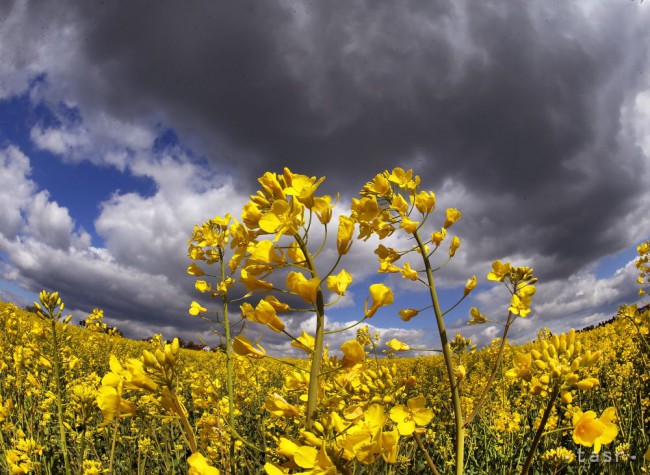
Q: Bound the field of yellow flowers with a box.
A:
[1,168,649,474]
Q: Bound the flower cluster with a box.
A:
[507,329,601,401]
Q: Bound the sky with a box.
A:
[0,0,649,356]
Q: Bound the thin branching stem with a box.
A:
[413,230,465,475]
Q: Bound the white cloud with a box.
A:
[449,258,643,347]
[30,125,91,156]
[248,312,434,358]
[0,146,35,240]
[26,192,90,250]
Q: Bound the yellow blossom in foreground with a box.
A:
[386,339,410,352]
[82,460,108,475]
[506,351,532,381]
[291,331,315,354]
[286,272,320,304]
[187,263,205,276]
[264,393,300,418]
[399,308,419,321]
[194,280,211,293]
[400,215,420,233]
[389,396,434,436]
[449,236,460,257]
[312,195,335,224]
[443,208,462,228]
[463,275,477,296]
[189,301,207,316]
[399,262,419,281]
[487,260,510,282]
[187,452,220,475]
[337,215,355,256]
[364,283,394,317]
[541,447,574,465]
[572,407,617,453]
[340,339,365,368]
[326,269,353,296]
[468,307,487,324]
[232,336,266,359]
[96,385,137,426]
[413,190,436,214]
[430,227,447,246]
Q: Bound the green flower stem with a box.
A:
[266,355,309,373]
[414,231,465,475]
[50,319,71,475]
[324,316,367,335]
[221,252,237,474]
[171,394,197,454]
[540,426,571,437]
[296,234,324,428]
[521,383,561,475]
[442,295,467,317]
[108,417,120,473]
[414,432,442,475]
[463,312,515,427]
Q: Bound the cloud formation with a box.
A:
[0,1,649,351]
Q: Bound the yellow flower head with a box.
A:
[187,263,205,276]
[327,269,353,296]
[443,208,462,228]
[364,173,392,197]
[449,236,460,257]
[189,301,207,316]
[232,336,266,359]
[399,308,419,321]
[386,338,410,352]
[281,167,325,209]
[312,194,335,224]
[572,407,617,453]
[264,393,300,418]
[286,271,320,304]
[389,396,434,436]
[258,199,304,241]
[506,351,532,381]
[487,260,511,282]
[387,167,419,191]
[468,307,487,324]
[340,339,366,368]
[188,452,220,475]
[464,276,477,296]
[364,283,394,317]
[337,215,355,255]
[412,190,436,214]
[400,216,420,233]
[431,227,447,246]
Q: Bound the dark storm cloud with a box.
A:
[6,0,650,284]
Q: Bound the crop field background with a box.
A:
[0,298,648,474]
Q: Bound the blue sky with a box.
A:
[0,1,648,355]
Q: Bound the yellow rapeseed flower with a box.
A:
[572,407,617,453]
[443,208,462,228]
[364,283,394,317]
[449,236,460,257]
[399,308,419,321]
[286,272,319,304]
[464,275,477,296]
[189,301,207,316]
[337,215,355,255]
[389,396,434,436]
[326,269,353,296]
[187,452,220,475]
[232,336,266,359]
[386,339,410,352]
